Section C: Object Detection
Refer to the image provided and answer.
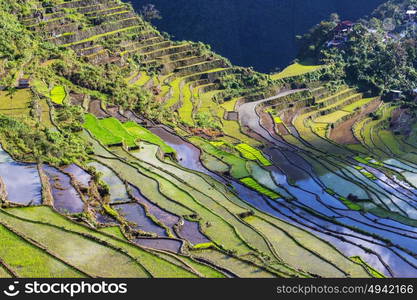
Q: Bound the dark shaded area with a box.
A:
[130,0,386,72]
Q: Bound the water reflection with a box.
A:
[0,147,42,205]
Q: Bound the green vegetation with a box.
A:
[240,177,281,199]
[339,197,362,211]
[164,78,182,108]
[235,143,271,166]
[0,114,90,165]
[178,82,194,126]
[84,116,177,152]
[132,72,151,87]
[123,121,175,154]
[0,223,84,277]
[271,62,322,80]
[297,8,417,96]
[99,117,138,148]
[361,170,377,181]
[274,116,283,124]
[50,85,66,104]
[0,0,415,279]
[83,114,122,146]
[190,137,249,178]
[342,97,376,112]
[98,226,126,240]
[3,206,198,277]
[350,256,385,278]
[0,89,31,118]
[0,209,148,277]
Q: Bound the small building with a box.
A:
[327,36,348,48]
[406,9,417,20]
[387,89,403,101]
[411,88,417,101]
[334,20,355,34]
[18,78,30,89]
[327,21,355,48]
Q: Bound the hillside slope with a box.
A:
[0,0,416,278]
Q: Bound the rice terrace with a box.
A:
[1,0,417,282]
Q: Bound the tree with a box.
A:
[296,18,337,61]
[330,13,340,23]
[140,4,162,22]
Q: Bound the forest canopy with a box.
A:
[297,0,417,96]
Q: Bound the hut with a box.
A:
[334,20,355,34]
[18,78,30,89]
[327,21,354,48]
[387,90,403,101]
[411,88,417,101]
[406,9,417,20]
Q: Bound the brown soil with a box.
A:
[281,105,312,126]
[225,111,238,121]
[259,110,274,133]
[390,108,414,136]
[330,99,381,144]
[69,92,84,106]
[276,123,290,135]
[257,108,287,143]
[259,107,289,136]
[107,105,128,122]
[88,99,109,118]
[280,107,298,124]
[189,127,223,138]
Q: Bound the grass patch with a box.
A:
[98,226,126,240]
[192,242,217,250]
[83,114,122,146]
[178,82,194,125]
[123,121,175,154]
[314,110,351,124]
[235,143,271,166]
[39,98,53,127]
[132,72,151,87]
[221,97,239,112]
[354,156,383,168]
[354,156,370,164]
[0,89,31,118]
[350,256,385,278]
[164,78,182,108]
[342,97,376,112]
[240,177,281,199]
[339,197,362,211]
[0,223,84,277]
[32,80,50,96]
[274,116,283,124]
[190,137,249,178]
[361,170,377,181]
[5,206,196,278]
[271,61,322,80]
[50,85,66,104]
[325,188,336,196]
[99,117,137,148]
